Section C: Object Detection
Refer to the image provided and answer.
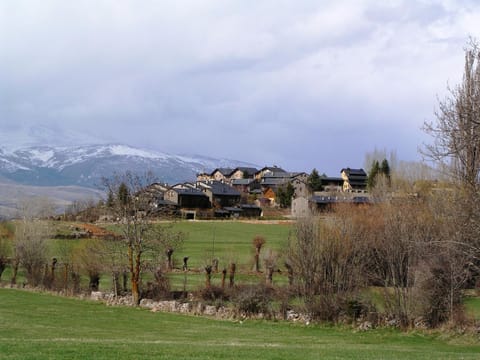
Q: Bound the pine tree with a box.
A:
[380,159,391,186]
[307,168,323,192]
[118,182,130,206]
[367,160,380,190]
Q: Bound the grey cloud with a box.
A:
[2,1,480,173]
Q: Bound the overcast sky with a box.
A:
[1,1,480,175]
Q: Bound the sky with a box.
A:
[2,0,480,176]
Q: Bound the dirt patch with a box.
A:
[77,223,119,239]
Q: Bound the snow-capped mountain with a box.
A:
[0,144,259,187]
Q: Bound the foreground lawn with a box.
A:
[0,289,479,359]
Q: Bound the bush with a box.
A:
[198,286,229,304]
[143,268,171,300]
[231,285,275,318]
[305,295,377,324]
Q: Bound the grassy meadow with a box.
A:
[169,220,292,270]
[1,288,480,360]
[1,220,294,291]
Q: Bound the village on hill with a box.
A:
[115,165,372,221]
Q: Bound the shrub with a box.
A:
[143,268,171,300]
[231,285,275,318]
[198,285,229,305]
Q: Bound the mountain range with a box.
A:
[0,144,258,217]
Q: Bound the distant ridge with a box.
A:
[0,143,259,217]
[0,144,259,188]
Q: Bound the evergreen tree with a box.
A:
[380,159,391,185]
[118,182,130,206]
[106,189,115,208]
[276,182,295,208]
[286,182,295,204]
[368,159,392,190]
[367,160,380,190]
[307,168,323,192]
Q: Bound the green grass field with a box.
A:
[164,220,293,270]
[1,220,293,291]
[465,296,480,320]
[1,288,479,359]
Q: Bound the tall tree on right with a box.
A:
[423,39,480,296]
[423,39,480,194]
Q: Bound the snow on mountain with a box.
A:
[0,144,258,187]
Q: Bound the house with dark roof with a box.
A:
[231,178,253,194]
[196,172,211,182]
[319,176,344,192]
[341,168,368,192]
[164,187,211,209]
[291,193,371,217]
[197,180,241,208]
[211,168,234,182]
[229,167,258,181]
[254,166,287,180]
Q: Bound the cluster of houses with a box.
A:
[140,166,370,219]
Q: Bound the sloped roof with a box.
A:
[200,181,241,196]
[229,167,258,176]
[261,177,289,186]
[211,168,234,176]
[341,168,367,177]
[255,166,287,175]
[173,188,208,197]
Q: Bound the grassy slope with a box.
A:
[1,289,479,360]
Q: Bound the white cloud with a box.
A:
[2,0,480,173]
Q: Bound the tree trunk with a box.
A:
[112,271,119,297]
[285,262,294,286]
[0,259,5,281]
[71,271,81,294]
[255,250,260,272]
[266,266,274,286]
[221,268,227,289]
[166,249,174,270]
[63,263,69,292]
[205,265,212,288]
[51,258,57,286]
[131,250,142,306]
[122,270,128,292]
[131,276,140,305]
[11,258,19,286]
[229,263,236,287]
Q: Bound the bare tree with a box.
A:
[74,238,106,291]
[14,197,54,287]
[423,40,480,192]
[423,39,480,290]
[0,222,13,281]
[286,209,368,321]
[263,249,279,286]
[103,172,184,305]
